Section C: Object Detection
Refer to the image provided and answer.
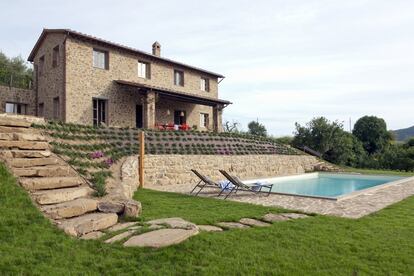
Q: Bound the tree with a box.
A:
[292,117,362,165]
[352,116,392,154]
[292,117,343,154]
[247,120,267,137]
[0,51,33,89]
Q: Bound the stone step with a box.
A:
[33,186,94,205]
[0,126,33,133]
[57,213,118,236]
[9,157,59,168]
[0,133,46,142]
[12,165,75,177]
[0,118,31,128]
[0,140,49,150]
[13,133,47,142]
[10,150,52,158]
[41,198,98,219]
[20,176,83,191]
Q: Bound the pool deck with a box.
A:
[148,177,414,218]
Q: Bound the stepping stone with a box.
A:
[9,157,59,168]
[0,141,49,150]
[262,213,290,222]
[123,228,199,248]
[239,218,271,227]
[41,198,98,219]
[20,177,83,191]
[107,222,138,232]
[58,213,118,236]
[282,213,309,219]
[33,186,94,205]
[216,222,250,229]
[129,226,142,230]
[148,224,164,230]
[105,230,135,243]
[80,231,104,240]
[147,217,198,230]
[197,225,223,232]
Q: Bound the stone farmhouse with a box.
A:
[1,29,231,131]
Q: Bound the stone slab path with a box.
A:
[239,218,271,227]
[95,213,310,248]
[123,228,199,248]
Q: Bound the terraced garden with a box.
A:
[33,121,300,193]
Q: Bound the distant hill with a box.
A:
[393,126,414,141]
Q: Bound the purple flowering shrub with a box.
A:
[90,151,104,159]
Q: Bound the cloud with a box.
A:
[0,0,413,135]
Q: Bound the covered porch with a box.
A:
[116,80,231,132]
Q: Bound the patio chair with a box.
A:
[218,170,273,199]
[190,169,225,196]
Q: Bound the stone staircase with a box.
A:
[0,116,118,238]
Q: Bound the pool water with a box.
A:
[249,173,404,199]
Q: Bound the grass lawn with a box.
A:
[1,163,414,275]
[342,167,414,177]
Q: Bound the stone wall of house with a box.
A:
[32,33,66,121]
[65,37,220,128]
[0,85,36,115]
[143,154,319,186]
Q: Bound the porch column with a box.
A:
[213,105,223,132]
[143,90,156,129]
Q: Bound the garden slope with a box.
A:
[1,163,414,274]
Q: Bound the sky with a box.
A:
[1,0,413,136]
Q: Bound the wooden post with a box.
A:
[139,131,145,188]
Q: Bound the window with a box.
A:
[200,77,209,92]
[38,103,44,117]
[138,61,150,79]
[5,102,27,115]
[200,113,209,128]
[93,49,109,69]
[174,70,184,86]
[52,45,59,68]
[39,55,45,76]
[53,97,60,119]
[93,98,107,126]
[174,110,186,125]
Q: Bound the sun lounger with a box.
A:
[218,170,273,199]
[190,169,226,195]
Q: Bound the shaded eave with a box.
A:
[27,29,225,79]
[115,80,232,107]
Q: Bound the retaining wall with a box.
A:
[143,154,319,186]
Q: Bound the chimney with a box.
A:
[152,41,161,56]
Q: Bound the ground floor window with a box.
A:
[174,110,186,125]
[53,97,60,119]
[200,113,209,128]
[5,102,27,115]
[93,98,107,126]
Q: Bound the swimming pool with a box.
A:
[244,173,406,200]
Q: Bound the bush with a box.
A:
[90,171,110,197]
